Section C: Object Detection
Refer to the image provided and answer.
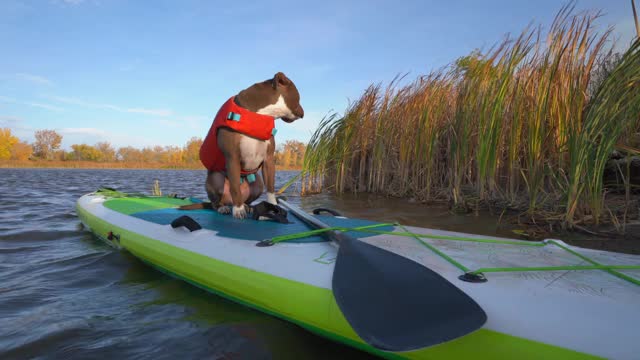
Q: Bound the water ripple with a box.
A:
[0,169,372,359]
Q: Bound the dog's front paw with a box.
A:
[267,192,277,205]
[232,205,247,219]
[217,206,231,215]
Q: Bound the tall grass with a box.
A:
[302,4,640,230]
[566,39,640,225]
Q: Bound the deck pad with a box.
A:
[103,196,199,214]
[129,205,394,243]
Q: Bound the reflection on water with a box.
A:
[297,190,640,255]
[297,192,517,238]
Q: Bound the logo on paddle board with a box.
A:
[314,252,336,264]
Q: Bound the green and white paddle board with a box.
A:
[76,189,640,359]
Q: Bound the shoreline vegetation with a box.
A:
[302,4,640,238]
[0,160,303,171]
[0,129,306,171]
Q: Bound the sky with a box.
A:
[0,0,637,150]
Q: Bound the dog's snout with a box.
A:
[296,105,304,118]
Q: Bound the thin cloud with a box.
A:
[0,95,64,111]
[15,73,53,86]
[127,108,173,116]
[6,125,36,142]
[183,115,209,122]
[58,127,108,136]
[45,95,85,105]
[46,95,172,116]
[27,102,64,111]
[46,95,118,110]
[0,115,23,125]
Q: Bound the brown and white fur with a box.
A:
[206,72,303,219]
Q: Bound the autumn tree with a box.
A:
[95,142,116,162]
[183,137,203,163]
[117,146,143,162]
[279,148,292,168]
[11,140,33,161]
[155,146,167,162]
[289,140,306,167]
[33,129,62,160]
[0,128,19,160]
[276,140,306,168]
[162,146,183,164]
[140,147,155,162]
[53,149,67,161]
[70,144,102,161]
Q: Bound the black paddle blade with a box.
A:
[332,237,487,352]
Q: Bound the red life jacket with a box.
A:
[199,96,276,174]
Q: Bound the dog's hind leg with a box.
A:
[177,202,213,210]
[205,171,227,212]
[262,136,277,205]
[246,174,264,205]
[206,171,252,216]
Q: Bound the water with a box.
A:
[1,168,632,359]
[0,169,375,360]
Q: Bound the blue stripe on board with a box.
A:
[131,208,394,243]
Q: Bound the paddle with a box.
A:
[276,197,487,352]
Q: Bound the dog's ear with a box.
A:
[273,72,292,89]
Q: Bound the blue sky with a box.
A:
[0,0,636,150]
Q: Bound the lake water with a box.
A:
[0,168,631,359]
[1,169,380,359]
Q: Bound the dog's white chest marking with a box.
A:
[256,95,295,119]
[239,136,269,170]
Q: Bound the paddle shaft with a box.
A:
[276,198,348,246]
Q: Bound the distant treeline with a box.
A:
[0,128,306,168]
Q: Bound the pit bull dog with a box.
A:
[195,72,303,219]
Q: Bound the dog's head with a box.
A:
[247,72,304,123]
[272,72,304,122]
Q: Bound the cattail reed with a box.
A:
[302,4,640,230]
